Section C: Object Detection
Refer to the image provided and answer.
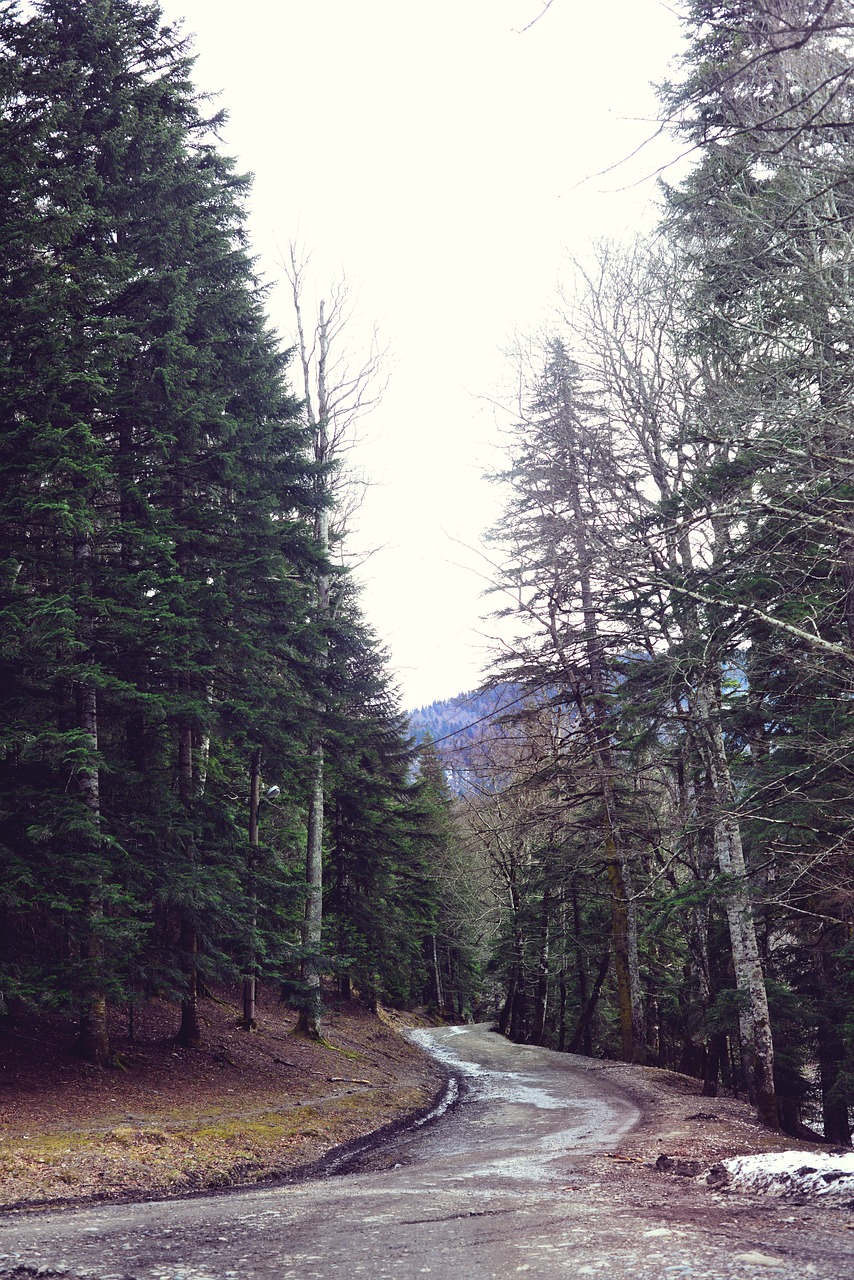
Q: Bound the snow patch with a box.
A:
[414,1074,459,1125]
[407,1028,480,1076]
[722,1150,854,1198]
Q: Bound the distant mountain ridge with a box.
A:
[408,686,516,746]
[408,686,521,793]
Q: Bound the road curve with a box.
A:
[1,1026,852,1280]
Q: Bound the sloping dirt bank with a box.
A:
[0,990,445,1210]
[545,1052,854,1238]
[562,1054,844,1168]
[2,1003,845,1216]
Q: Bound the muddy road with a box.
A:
[2,1025,853,1279]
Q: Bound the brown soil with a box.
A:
[560,1054,854,1239]
[3,1002,847,1221]
[0,987,445,1211]
[573,1056,842,1167]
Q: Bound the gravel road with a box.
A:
[2,1025,853,1280]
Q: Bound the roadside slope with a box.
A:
[3,1004,845,1215]
[0,991,444,1209]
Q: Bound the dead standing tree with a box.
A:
[285,246,383,1038]
[486,334,648,1063]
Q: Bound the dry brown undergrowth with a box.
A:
[0,988,444,1209]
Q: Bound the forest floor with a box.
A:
[0,986,445,1211]
[540,1052,853,1202]
[2,995,847,1217]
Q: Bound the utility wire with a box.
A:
[413,683,551,748]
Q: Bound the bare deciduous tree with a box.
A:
[284,245,384,1038]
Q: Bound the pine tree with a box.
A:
[323,597,441,1010]
[487,340,647,1061]
[0,0,316,1056]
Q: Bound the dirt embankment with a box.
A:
[0,990,445,1211]
[557,1053,851,1213]
[2,1000,845,1215]
[573,1055,843,1168]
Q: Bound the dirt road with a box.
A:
[2,1025,853,1279]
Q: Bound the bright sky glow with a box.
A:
[158,0,685,708]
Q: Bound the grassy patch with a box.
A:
[0,1082,436,1207]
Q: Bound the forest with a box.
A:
[443,0,854,1145]
[0,0,464,1066]
[2,0,854,1150]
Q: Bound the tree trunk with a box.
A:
[72,886,111,1066]
[177,914,202,1048]
[431,933,445,1015]
[818,1018,851,1145]
[558,969,567,1052]
[570,882,593,1057]
[175,715,202,1049]
[645,974,661,1066]
[704,1033,725,1099]
[693,678,778,1129]
[510,981,529,1043]
[298,738,325,1039]
[605,845,635,1061]
[296,297,332,1042]
[498,978,515,1036]
[242,747,262,1031]
[506,876,528,1042]
[814,945,852,1145]
[568,945,610,1055]
[70,535,110,1068]
[531,885,551,1045]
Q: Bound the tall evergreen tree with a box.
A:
[0,0,316,1058]
[322,598,452,1010]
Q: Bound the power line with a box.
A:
[413,683,551,748]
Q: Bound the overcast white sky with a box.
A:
[158,0,684,709]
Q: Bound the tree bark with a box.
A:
[605,845,635,1061]
[298,738,325,1039]
[568,945,610,1055]
[70,535,110,1068]
[814,944,852,1145]
[431,933,445,1015]
[242,746,262,1031]
[531,885,551,1045]
[570,882,593,1056]
[176,913,202,1048]
[693,678,778,1129]
[295,295,332,1042]
[498,978,515,1037]
[175,715,202,1049]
